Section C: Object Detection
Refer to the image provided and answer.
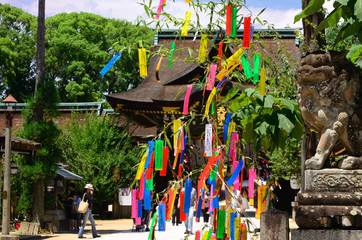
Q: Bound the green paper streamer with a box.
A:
[217,209,226,238]
[209,165,217,181]
[206,227,213,240]
[155,140,163,170]
[211,102,214,114]
[169,42,176,68]
[148,212,158,240]
[253,54,260,83]
[231,7,237,37]
[241,54,253,79]
[146,177,153,191]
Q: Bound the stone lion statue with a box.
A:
[296,51,362,170]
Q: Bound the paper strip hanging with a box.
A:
[184,179,192,214]
[241,223,247,240]
[206,228,213,240]
[169,42,175,68]
[145,174,153,191]
[144,189,152,210]
[199,34,208,63]
[227,208,235,238]
[216,209,226,238]
[160,146,168,176]
[158,202,166,231]
[183,85,193,115]
[226,5,232,35]
[208,183,214,214]
[204,124,213,157]
[241,54,253,79]
[249,168,257,199]
[216,58,241,81]
[243,17,251,48]
[218,41,223,70]
[146,153,154,180]
[233,160,240,191]
[224,113,232,140]
[196,231,201,240]
[155,140,163,170]
[166,188,175,221]
[235,217,241,240]
[181,11,192,36]
[145,141,155,169]
[179,190,187,221]
[155,56,162,82]
[230,212,236,240]
[138,171,145,200]
[135,152,147,180]
[100,52,122,76]
[147,211,158,240]
[138,48,148,77]
[196,189,204,218]
[225,47,245,67]
[202,230,209,240]
[227,122,236,141]
[137,199,142,218]
[259,67,266,95]
[205,87,216,115]
[206,64,217,91]
[253,54,260,83]
[228,132,238,162]
[231,7,237,37]
[131,189,138,219]
[185,0,193,3]
[173,119,182,154]
[155,0,166,19]
[227,158,244,186]
[256,185,267,219]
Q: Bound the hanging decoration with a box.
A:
[259,67,266,95]
[199,34,209,63]
[155,0,166,19]
[181,11,192,36]
[253,54,260,83]
[169,42,176,68]
[138,48,148,77]
[243,17,251,48]
[99,52,122,76]
[183,85,193,115]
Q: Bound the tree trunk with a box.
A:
[302,0,326,52]
[32,181,44,227]
[34,0,46,96]
[33,0,46,227]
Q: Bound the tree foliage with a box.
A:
[60,113,143,210]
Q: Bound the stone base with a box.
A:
[0,235,19,240]
[291,229,362,240]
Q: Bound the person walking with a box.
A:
[78,184,101,239]
[184,184,197,235]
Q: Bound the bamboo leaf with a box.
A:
[315,6,343,33]
[294,0,325,23]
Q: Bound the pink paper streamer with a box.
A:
[183,85,193,115]
[207,64,217,90]
[248,168,257,198]
[209,185,214,213]
[138,171,145,200]
[181,122,185,150]
[155,0,165,19]
[196,231,201,240]
[233,160,240,190]
[135,216,141,225]
[131,189,138,219]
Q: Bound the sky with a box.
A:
[0,0,334,29]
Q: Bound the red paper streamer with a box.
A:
[146,152,154,180]
[166,188,175,221]
[226,5,232,35]
[179,190,187,222]
[218,42,223,70]
[160,146,168,176]
[243,17,251,48]
[178,163,182,178]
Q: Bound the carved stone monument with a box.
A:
[294,51,362,231]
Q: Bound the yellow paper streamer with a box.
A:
[138,48,148,77]
[228,122,236,140]
[256,185,267,219]
[156,56,163,82]
[216,58,241,81]
[227,208,235,238]
[205,87,217,115]
[259,67,266,95]
[181,11,192,36]
[173,119,182,151]
[199,34,208,63]
[168,187,177,219]
[185,0,193,3]
[135,152,148,180]
[224,47,245,67]
[201,230,208,240]
[235,217,241,240]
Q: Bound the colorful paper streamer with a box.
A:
[205,87,216,115]
[100,52,122,76]
[227,158,244,186]
[144,189,152,210]
[243,17,251,48]
[253,54,260,83]
[181,11,192,36]
[216,209,226,238]
[207,64,217,91]
[160,146,168,176]
[241,54,253,79]
[204,124,213,157]
[259,67,266,95]
[138,48,148,77]
[226,5,232,35]
[155,140,163,170]
[199,34,208,63]
[155,0,166,19]
[184,179,192,214]
[231,7,238,37]
[169,42,175,68]
[158,202,166,231]
[183,85,193,115]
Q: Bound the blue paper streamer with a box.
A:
[227,158,244,186]
[180,136,187,164]
[158,202,166,231]
[212,193,219,209]
[196,189,204,218]
[100,52,122,76]
[216,76,228,89]
[224,113,232,140]
[144,141,155,169]
[230,212,236,240]
[144,189,152,210]
[137,199,142,218]
[184,179,192,214]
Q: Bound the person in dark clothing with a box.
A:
[172,191,180,226]
[66,183,77,231]
[78,184,101,239]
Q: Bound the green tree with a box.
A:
[45,12,154,102]
[60,113,143,211]
[0,4,36,101]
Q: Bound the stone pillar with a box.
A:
[260,209,289,240]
